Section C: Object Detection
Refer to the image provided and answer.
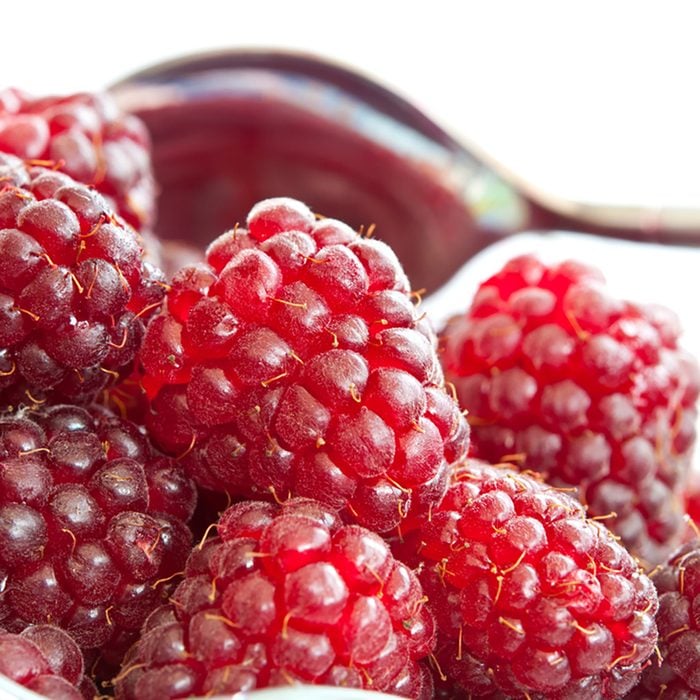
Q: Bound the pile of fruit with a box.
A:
[0,87,698,700]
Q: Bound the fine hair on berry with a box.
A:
[0,88,155,230]
[114,497,435,698]
[397,459,659,698]
[0,403,196,670]
[140,197,468,533]
[441,254,699,565]
[0,153,165,410]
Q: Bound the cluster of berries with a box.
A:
[0,86,698,700]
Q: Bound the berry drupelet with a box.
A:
[441,254,700,565]
[114,497,435,699]
[0,87,155,230]
[0,153,165,410]
[631,539,700,698]
[0,624,96,700]
[0,403,196,667]
[398,460,659,698]
[140,197,468,533]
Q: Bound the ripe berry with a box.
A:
[0,624,95,700]
[114,498,435,699]
[0,88,155,230]
[441,254,700,564]
[0,153,164,410]
[399,460,659,698]
[0,403,196,667]
[631,539,700,697]
[140,197,468,533]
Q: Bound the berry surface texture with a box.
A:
[140,197,469,534]
[0,404,196,670]
[401,460,659,699]
[0,88,155,230]
[0,153,164,411]
[441,254,699,566]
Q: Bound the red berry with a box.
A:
[0,404,196,668]
[0,153,164,410]
[632,540,700,697]
[441,254,699,564]
[114,498,434,699]
[140,197,468,532]
[398,460,659,698]
[0,88,155,230]
[0,625,93,700]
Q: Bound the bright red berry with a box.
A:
[114,497,435,699]
[0,153,165,410]
[441,254,700,564]
[0,624,96,700]
[398,460,659,698]
[0,403,196,669]
[140,197,468,533]
[0,88,155,230]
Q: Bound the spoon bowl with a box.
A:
[111,49,534,292]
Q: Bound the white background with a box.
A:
[1,0,698,358]
[2,0,700,212]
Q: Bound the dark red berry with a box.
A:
[0,404,196,668]
[441,254,699,564]
[115,497,434,699]
[631,540,700,697]
[140,197,468,532]
[0,153,164,410]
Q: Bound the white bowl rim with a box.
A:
[0,672,397,700]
